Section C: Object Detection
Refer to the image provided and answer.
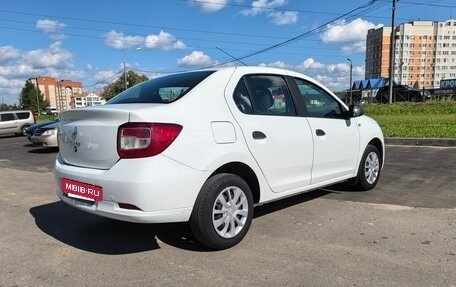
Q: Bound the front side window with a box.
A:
[233,75,296,116]
[107,71,215,104]
[294,78,344,118]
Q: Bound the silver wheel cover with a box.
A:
[364,151,380,184]
[212,186,249,239]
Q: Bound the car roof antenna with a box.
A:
[216,47,248,66]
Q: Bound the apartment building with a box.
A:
[365,19,456,88]
[28,77,83,112]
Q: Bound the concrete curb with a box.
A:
[385,137,456,147]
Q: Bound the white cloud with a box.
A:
[177,51,214,67]
[190,0,228,12]
[0,77,25,105]
[320,18,383,55]
[36,19,65,33]
[296,58,325,72]
[94,70,117,83]
[326,63,350,74]
[36,19,67,40]
[341,41,367,54]
[0,64,40,78]
[22,41,73,69]
[240,0,297,25]
[105,30,186,51]
[321,18,382,44]
[0,46,20,64]
[259,60,293,70]
[105,31,144,50]
[241,0,287,16]
[268,11,298,25]
[259,58,365,91]
[144,31,186,50]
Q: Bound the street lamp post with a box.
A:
[347,58,353,105]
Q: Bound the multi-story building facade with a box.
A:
[74,92,106,108]
[365,19,456,88]
[28,77,83,112]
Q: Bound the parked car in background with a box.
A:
[376,84,428,103]
[55,66,384,250]
[26,118,59,141]
[31,122,59,148]
[0,110,36,136]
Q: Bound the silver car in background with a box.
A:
[31,122,59,148]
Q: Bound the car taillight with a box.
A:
[117,123,182,159]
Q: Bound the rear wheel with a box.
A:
[20,125,29,136]
[190,173,253,250]
[355,145,381,191]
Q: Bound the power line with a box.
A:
[190,0,385,69]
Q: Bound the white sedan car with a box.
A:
[55,66,384,250]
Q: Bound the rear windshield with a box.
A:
[107,71,215,104]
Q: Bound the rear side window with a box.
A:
[0,113,15,121]
[16,112,31,119]
[233,75,296,116]
[107,71,215,104]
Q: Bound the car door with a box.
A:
[230,74,314,193]
[292,78,360,184]
[0,113,17,134]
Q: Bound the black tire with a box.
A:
[190,173,253,250]
[355,145,381,191]
[20,125,29,136]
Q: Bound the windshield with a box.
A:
[107,71,215,104]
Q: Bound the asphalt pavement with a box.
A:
[0,135,455,287]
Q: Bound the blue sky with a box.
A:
[1,0,455,105]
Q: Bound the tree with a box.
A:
[413,80,420,89]
[101,71,148,100]
[19,81,49,112]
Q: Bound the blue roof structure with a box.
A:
[352,78,386,90]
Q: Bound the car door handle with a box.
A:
[252,131,267,139]
[315,129,326,136]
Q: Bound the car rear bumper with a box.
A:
[54,153,210,223]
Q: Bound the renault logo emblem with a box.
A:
[72,127,78,140]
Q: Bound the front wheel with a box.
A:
[355,145,381,191]
[190,173,253,250]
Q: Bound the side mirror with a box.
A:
[347,105,364,118]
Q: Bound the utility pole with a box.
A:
[35,77,41,113]
[388,0,397,104]
[347,58,353,105]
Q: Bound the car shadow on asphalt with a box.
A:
[29,201,209,253]
[27,147,59,153]
[254,189,336,218]
[30,190,338,254]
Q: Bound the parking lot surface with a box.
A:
[0,135,455,286]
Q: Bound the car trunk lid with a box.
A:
[58,107,130,170]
